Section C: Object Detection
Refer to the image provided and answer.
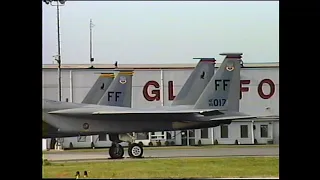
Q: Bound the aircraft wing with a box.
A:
[208,115,257,121]
[92,109,224,115]
[48,107,258,122]
[48,107,225,116]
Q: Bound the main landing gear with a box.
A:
[109,143,124,159]
[108,133,144,159]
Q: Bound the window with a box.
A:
[201,128,209,139]
[189,129,195,138]
[98,133,107,141]
[220,125,228,138]
[240,125,249,138]
[166,132,172,139]
[261,125,268,138]
[77,136,87,142]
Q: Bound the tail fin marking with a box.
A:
[98,71,134,107]
[194,53,243,111]
[171,58,216,106]
[81,73,115,104]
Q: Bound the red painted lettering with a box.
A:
[143,79,276,101]
[168,81,176,101]
[240,80,251,99]
[143,81,160,101]
[258,79,275,99]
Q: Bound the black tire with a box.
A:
[128,143,143,158]
[109,144,124,159]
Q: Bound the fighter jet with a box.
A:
[43,53,256,159]
[43,58,217,139]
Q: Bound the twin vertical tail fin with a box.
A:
[194,53,243,111]
[171,58,216,106]
[81,73,115,104]
[98,70,134,107]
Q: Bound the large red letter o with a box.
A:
[258,79,275,99]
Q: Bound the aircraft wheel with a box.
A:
[109,143,124,159]
[128,143,143,158]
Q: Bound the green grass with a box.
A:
[42,157,279,178]
[43,144,278,154]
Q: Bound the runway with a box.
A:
[44,146,279,162]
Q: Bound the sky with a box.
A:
[42,1,279,65]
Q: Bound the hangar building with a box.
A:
[42,62,279,149]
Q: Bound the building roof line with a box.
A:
[42,62,279,69]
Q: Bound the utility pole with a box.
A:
[56,2,62,101]
[43,0,65,102]
[90,19,95,67]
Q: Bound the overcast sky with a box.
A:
[42,1,279,65]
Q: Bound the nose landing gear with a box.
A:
[128,143,143,158]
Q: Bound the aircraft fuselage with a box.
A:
[42,99,252,137]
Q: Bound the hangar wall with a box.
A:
[42,64,279,149]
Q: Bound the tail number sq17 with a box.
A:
[209,99,226,107]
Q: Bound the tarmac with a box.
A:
[44,146,279,162]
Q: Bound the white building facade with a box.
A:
[42,62,279,149]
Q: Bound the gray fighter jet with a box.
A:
[43,58,217,139]
[43,53,256,159]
